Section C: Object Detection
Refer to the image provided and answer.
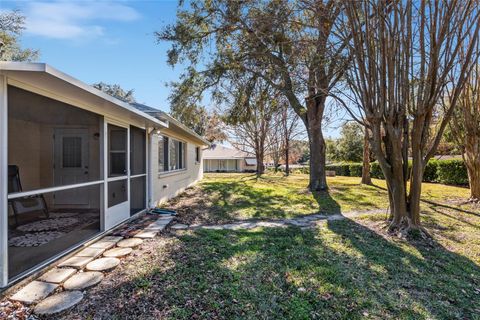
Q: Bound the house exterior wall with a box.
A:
[203,159,238,172]
[204,158,257,172]
[151,128,203,205]
[239,159,257,172]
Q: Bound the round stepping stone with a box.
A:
[63,272,104,290]
[85,258,120,271]
[34,291,83,315]
[103,247,132,258]
[116,238,143,248]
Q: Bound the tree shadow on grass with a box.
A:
[51,191,480,320]
[169,176,344,223]
[370,182,480,217]
[55,223,479,320]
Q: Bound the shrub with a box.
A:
[349,163,363,177]
[436,159,468,185]
[423,160,439,182]
[370,162,385,179]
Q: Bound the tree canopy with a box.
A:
[158,0,350,190]
[92,82,136,103]
[0,10,38,62]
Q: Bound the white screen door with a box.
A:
[105,122,130,229]
[53,128,89,206]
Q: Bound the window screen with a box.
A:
[62,137,82,168]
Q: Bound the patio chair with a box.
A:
[8,165,49,227]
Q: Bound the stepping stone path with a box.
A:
[10,281,58,305]
[76,247,106,258]
[134,230,158,238]
[170,223,189,230]
[89,241,117,250]
[86,257,120,271]
[117,238,143,248]
[7,213,175,316]
[63,272,104,290]
[34,291,83,315]
[58,256,94,269]
[103,247,133,257]
[169,209,387,231]
[38,268,76,284]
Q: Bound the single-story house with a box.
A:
[0,62,209,288]
[203,144,257,172]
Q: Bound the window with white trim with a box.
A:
[158,135,186,172]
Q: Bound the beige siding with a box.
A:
[239,159,257,172]
[151,128,203,205]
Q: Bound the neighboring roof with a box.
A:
[0,62,168,129]
[130,102,210,146]
[203,144,254,159]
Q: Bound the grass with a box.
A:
[167,173,471,223]
[57,173,479,320]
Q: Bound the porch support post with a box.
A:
[0,75,9,287]
[147,129,154,208]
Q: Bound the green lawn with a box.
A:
[168,173,472,223]
[59,173,479,320]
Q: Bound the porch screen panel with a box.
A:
[108,125,127,177]
[7,86,102,192]
[130,126,146,215]
[7,86,105,281]
[108,179,128,208]
[130,126,146,175]
[130,176,146,215]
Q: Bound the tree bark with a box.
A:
[305,97,327,191]
[255,137,265,176]
[361,126,372,185]
[465,136,480,200]
[285,119,290,176]
[467,162,480,200]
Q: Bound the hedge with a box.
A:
[436,160,469,185]
[324,159,467,186]
[325,163,350,176]
[349,163,363,177]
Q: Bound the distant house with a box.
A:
[203,145,257,172]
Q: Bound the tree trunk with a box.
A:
[285,131,290,176]
[370,122,408,229]
[407,157,424,228]
[465,138,480,200]
[306,99,327,191]
[255,139,265,177]
[467,162,480,200]
[361,126,372,185]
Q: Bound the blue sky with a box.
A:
[2,0,181,112]
[1,0,342,138]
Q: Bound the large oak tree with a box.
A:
[157,0,349,191]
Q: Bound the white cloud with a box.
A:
[23,1,140,40]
